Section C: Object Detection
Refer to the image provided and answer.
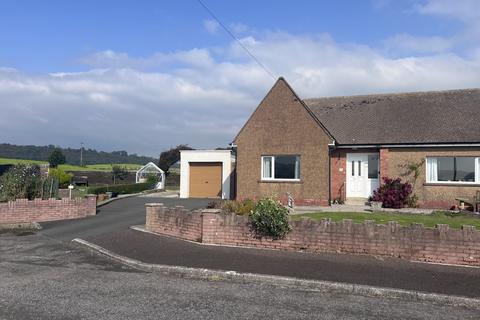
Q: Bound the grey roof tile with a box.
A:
[303,88,480,145]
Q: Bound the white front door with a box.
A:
[346,153,380,198]
[346,154,368,198]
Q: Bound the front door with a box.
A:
[346,154,368,198]
[346,153,380,198]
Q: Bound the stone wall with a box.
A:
[146,204,480,266]
[0,195,97,224]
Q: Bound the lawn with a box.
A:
[0,158,141,172]
[0,157,47,165]
[291,211,480,230]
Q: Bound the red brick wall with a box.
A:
[146,203,203,242]
[0,195,97,224]
[146,205,480,266]
[330,150,347,201]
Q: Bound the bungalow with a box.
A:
[233,78,480,209]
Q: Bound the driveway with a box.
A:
[39,195,211,241]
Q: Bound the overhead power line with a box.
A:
[196,0,276,80]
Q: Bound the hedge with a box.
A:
[87,182,152,195]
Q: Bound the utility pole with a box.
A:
[80,142,84,167]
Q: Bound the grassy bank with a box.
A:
[291,211,480,230]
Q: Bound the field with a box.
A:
[0,158,141,172]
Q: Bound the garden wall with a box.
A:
[0,195,97,224]
[145,203,480,266]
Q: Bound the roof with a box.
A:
[304,88,480,145]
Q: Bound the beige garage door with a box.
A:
[189,162,222,198]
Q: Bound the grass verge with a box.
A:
[290,211,480,230]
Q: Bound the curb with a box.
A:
[71,238,480,310]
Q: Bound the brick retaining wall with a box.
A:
[146,203,480,266]
[0,195,97,224]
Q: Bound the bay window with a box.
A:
[426,157,479,183]
[261,155,300,181]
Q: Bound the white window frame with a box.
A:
[426,156,480,184]
[261,155,300,182]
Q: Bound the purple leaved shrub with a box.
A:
[369,177,413,209]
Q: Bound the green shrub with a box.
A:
[220,199,256,215]
[236,199,255,215]
[249,198,291,238]
[221,200,239,213]
[87,182,152,195]
[48,168,73,188]
[0,165,43,201]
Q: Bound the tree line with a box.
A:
[0,143,156,165]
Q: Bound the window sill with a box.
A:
[259,179,302,184]
[424,182,480,187]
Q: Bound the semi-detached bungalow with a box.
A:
[181,77,480,209]
[233,78,480,209]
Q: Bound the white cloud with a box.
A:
[2,18,480,155]
[384,33,453,54]
[203,19,220,34]
[415,0,480,21]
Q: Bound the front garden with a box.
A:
[290,211,480,230]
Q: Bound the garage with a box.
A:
[189,162,222,198]
[180,150,235,199]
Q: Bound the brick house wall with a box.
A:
[145,205,480,266]
[0,195,97,224]
[234,78,332,206]
[385,147,480,209]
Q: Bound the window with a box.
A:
[368,154,379,179]
[427,157,479,183]
[261,155,300,180]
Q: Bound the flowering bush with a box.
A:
[250,198,291,238]
[369,177,413,209]
[0,165,43,202]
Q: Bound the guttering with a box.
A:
[336,143,480,149]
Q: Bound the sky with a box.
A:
[0,0,479,157]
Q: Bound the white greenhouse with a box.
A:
[136,162,165,190]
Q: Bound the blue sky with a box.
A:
[0,0,479,156]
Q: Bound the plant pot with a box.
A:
[370,201,383,212]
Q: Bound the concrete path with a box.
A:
[85,228,480,298]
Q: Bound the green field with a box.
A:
[291,211,480,230]
[0,158,141,172]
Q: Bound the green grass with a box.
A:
[0,157,47,165]
[58,163,141,172]
[0,158,141,172]
[290,211,480,230]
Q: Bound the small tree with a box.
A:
[158,144,194,173]
[112,165,128,184]
[48,168,73,188]
[48,149,66,168]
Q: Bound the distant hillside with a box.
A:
[0,143,156,165]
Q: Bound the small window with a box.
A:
[261,155,300,180]
[368,154,379,179]
[262,156,273,179]
[427,157,478,183]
